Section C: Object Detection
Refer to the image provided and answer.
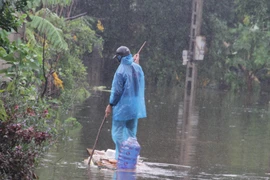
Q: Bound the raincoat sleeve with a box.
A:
[109,72,125,106]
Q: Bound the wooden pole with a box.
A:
[88,115,107,165]
[137,41,146,54]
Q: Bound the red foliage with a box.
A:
[0,121,51,179]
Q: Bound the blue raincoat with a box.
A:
[109,54,146,121]
[109,54,146,159]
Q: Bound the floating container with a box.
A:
[117,137,141,169]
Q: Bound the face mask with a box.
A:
[117,55,122,62]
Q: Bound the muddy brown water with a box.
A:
[36,86,270,180]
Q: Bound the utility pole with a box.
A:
[178,0,204,166]
[183,0,204,104]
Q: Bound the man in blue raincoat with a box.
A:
[105,46,147,160]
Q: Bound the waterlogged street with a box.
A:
[4,1,270,179]
[36,85,270,180]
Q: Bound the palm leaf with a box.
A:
[25,28,37,46]
[29,14,68,51]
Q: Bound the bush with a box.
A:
[0,121,51,180]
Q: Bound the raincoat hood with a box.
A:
[120,54,133,65]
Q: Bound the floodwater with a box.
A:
[36,85,270,180]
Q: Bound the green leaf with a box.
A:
[7,81,15,92]
[45,0,72,6]
[0,47,8,57]
[29,13,68,51]
[0,100,7,121]
[0,69,8,74]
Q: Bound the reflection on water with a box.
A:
[113,171,136,180]
[86,162,189,180]
[136,162,190,179]
[37,86,270,180]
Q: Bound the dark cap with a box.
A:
[113,46,130,59]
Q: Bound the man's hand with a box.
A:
[133,54,140,64]
[105,105,112,118]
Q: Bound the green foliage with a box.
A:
[0,43,43,80]
[26,0,41,9]
[0,6,27,52]
[0,41,54,180]
[24,4,101,105]
[224,14,270,91]
[234,0,270,24]
[73,0,270,91]
[64,117,81,128]
[224,71,244,92]
[200,15,229,86]
[57,55,90,109]
[0,43,52,130]
[0,0,103,177]
[29,9,68,51]
[76,88,91,103]
[200,0,270,92]
[49,17,102,108]
[0,100,7,121]
[134,0,191,85]
[80,0,191,86]
[44,0,72,6]
[228,23,270,67]
[0,0,31,31]
[65,17,103,54]
[0,29,10,52]
[200,0,235,88]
